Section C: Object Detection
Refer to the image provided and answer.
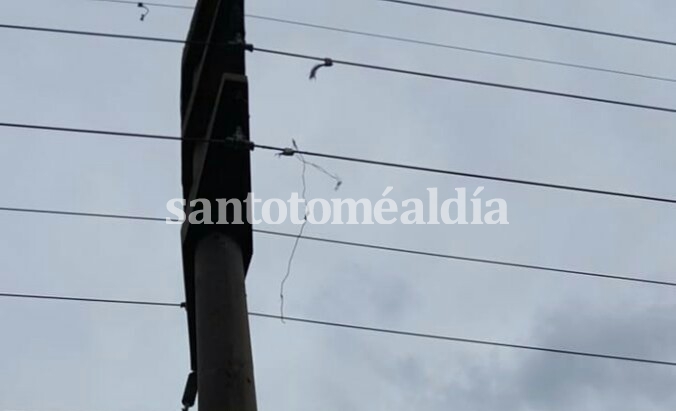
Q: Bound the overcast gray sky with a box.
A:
[2,0,676,410]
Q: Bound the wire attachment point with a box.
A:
[276,147,296,157]
[309,58,334,80]
[229,33,255,52]
[224,128,255,151]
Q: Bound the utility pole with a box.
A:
[180,1,257,411]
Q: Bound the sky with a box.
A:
[2,0,676,410]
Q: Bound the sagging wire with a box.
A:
[278,140,308,323]
[289,141,342,191]
[277,140,342,322]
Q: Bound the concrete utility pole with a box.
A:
[180,1,257,411]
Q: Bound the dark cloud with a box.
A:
[350,301,676,411]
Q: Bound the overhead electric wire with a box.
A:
[251,312,676,368]
[0,122,186,142]
[0,23,186,44]
[3,121,676,206]
[7,0,672,374]
[89,0,192,9]
[87,0,676,83]
[91,0,676,49]
[3,23,676,114]
[259,139,676,206]
[0,206,170,222]
[0,292,181,307]
[252,229,676,288]
[378,0,676,48]
[246,15,676,84]
[254,47,676,114]
[3,291,676,367]
[1,206,675,289]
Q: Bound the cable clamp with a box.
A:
[277,147,296,157]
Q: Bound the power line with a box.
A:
[0,23,186,44]
[252,312,676,367]
[3,23,676,114]
[0,122,183,142]
[3,121,676,206]
[378,0,676,48]
[254,47,676,114]
[3,291,676,367]
[91,0,676,50]
[246,15,676,84]
[89,0,193,9]
[253,229,676,288]
[86,0,676,83]
[1,206,675,289]
[0,292,181,307]
[0,206,170,222]
[259,141,676,206]
[15,0,674,377]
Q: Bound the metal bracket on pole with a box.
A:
[181,371,198,411]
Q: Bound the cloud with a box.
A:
[359,300,676,411]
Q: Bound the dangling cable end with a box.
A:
[309,58,334,80]
[137,2,150,21]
